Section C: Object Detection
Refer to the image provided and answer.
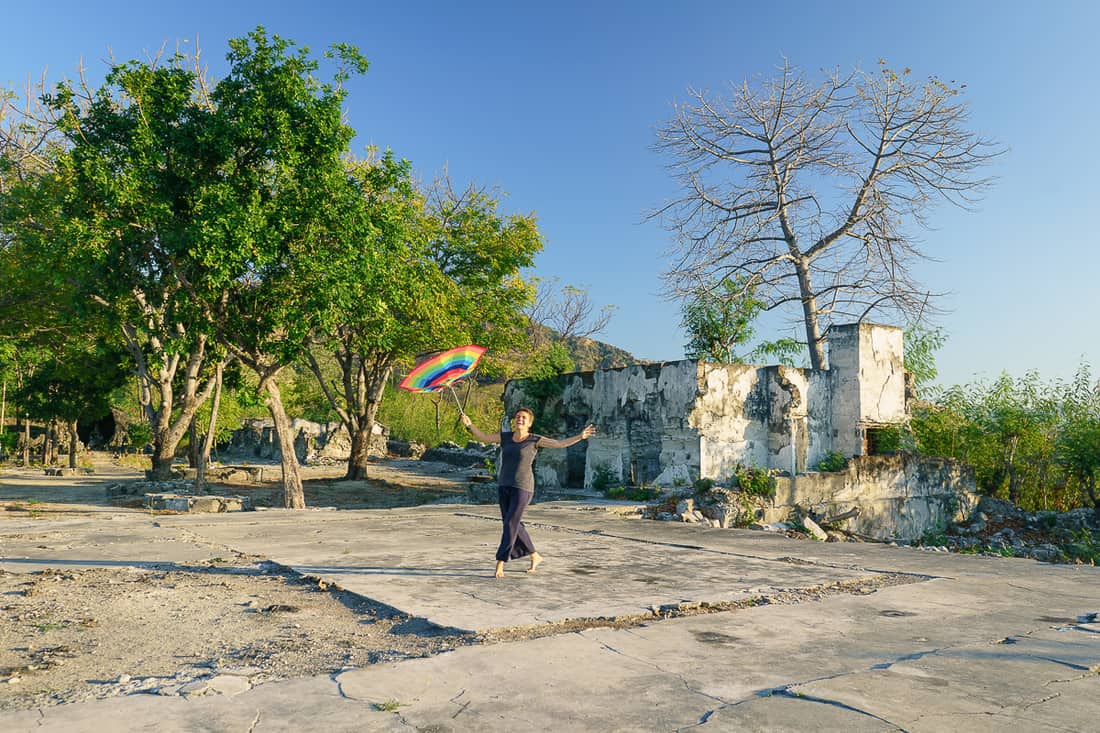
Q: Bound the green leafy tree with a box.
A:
[304,171,541,479]
[1056,365,1100,509]
[177,28,373,507]
[903,325,947,397]
[4,49,228,480]
[681,278,802,365]
[16,336,130,467]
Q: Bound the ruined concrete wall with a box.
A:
[828,323,906,458]
[693,364,833,483]
[505,322,906,491]
[766,453,978,541]
[505,360,702,490]
[692,364,768,482]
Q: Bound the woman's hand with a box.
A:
[581,424,596,440]
[461,414,473,429]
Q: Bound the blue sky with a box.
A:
[4,1,1098,388]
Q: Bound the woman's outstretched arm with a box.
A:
[461,414,501,444]
[536,424,596,449]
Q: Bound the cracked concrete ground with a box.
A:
[2,471,1100,731]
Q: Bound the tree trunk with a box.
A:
[793,259,826,370]
[22,414,30,466]
[196,363,223,493]
[148,435,176,478]
[345,426,372,481]
[345,376,388,481]
[68,420,79,470]
[0,380,6,456]
[187,418,199,468]
[148,453,172,479]
[1005,436,1020,506]
[263,379,305,509]
[44,421,56,466]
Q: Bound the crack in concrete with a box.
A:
[246,710,261,733]
[458,590,508,608]
[915,710,1083,732]
[453,511,938,580]
[774,689,907,731]
[331,671,354,700]
[594,640,730,709]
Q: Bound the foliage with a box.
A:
[868,424,912,455]
[514,342,575,434]
[655,60,1002,369]
[591,463,618,494]
[732,464,775,498]
[904,325,947,397]
[126,422,153,450]
[606,485,662,502]
[681,278,803,366]
[693,477,715,493]
[911,364,1100,511]
[816,451,848,472]
[1060,529,1100,565]
[1054,365,1100,509]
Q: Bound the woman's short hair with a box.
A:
[514,407,535,423]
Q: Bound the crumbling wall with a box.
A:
[766,453,978,541]
[506,360,701,489]
[828,323,906,457]
[506,322,909,493]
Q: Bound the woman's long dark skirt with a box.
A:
[496,485,535,561]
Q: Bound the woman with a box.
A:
[462,408,596,578]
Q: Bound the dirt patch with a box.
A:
[0,556,474,712]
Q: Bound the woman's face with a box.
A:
[513,410,533,429]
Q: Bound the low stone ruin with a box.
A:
[228,418,388,464]
[105,479,253,513]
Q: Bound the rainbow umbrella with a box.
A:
[398,344,486,413]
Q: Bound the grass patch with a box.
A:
[372,699,401,712]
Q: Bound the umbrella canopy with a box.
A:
[398,345,486,393]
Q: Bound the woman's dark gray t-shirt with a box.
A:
[498,431,542,492]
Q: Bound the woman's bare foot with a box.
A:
[494,561,505,579]
[526,552,543,574]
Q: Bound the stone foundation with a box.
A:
[144,493,254,512]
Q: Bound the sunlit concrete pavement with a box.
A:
[3,492,1099,732]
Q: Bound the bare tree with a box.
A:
[653,60,1003,369]
[525,277,615,347]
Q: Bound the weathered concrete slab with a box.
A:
[12,573,1095,733]
[0,515,224,572]
[152,505,895,632]
[4,488,1100,732]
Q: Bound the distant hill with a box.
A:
[560,333,640,371]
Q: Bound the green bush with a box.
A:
[693,477,715,493]
[733,464,774,499]
[591,464,617,493]
[607,485,662,502]
[817,451,847,472]
[126,422,153,450]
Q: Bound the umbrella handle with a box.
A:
[447,385,465,416]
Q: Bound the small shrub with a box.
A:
[733,464,775,499]
[817,451,847,472]
[373,699,401,712]
[607,485,661,502]
[919,526,947,547]
[693,477,715,493]
[592,464,617,493]
[126,422,153,451]
[1060,529,1100,565]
